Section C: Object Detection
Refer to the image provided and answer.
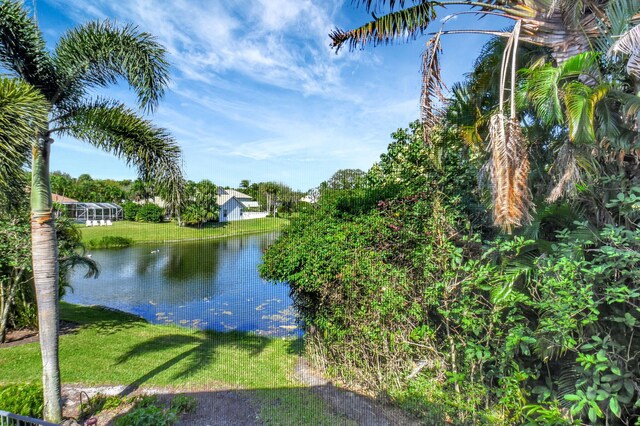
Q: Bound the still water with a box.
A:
[64,233,301,337]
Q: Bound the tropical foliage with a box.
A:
[261,115,640,424]
[180,180,219,227]
[0,206,96,343]
[331,0,640,231]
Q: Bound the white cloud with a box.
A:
[45,0,428,188]
[50,0,346,97]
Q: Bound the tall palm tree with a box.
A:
[0,1,184,421]
[332,0,640,230]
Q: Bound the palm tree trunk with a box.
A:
[30,136,62,423]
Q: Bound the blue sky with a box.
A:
[37,0,508,191]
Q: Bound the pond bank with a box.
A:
[0,303,416,425]
[80,217,289,245]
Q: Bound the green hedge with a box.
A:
[0,383,43,419]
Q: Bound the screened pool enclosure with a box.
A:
[59,202,123,222]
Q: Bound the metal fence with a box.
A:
[0,410,58,426]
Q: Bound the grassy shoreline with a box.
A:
[80,217,289,245]
[0,303,349,425]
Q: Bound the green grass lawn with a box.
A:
[81,217,289,245]
[0,303,351,425]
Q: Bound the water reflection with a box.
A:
[65,233,300,337]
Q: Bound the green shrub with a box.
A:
[133,394,160,408]
[0,383,43,419]
[114,405,177,426]
[169,395,197,414]
[79,393,135,420]
[135,203,164,223]
[86,236,133,249]
[122,201,140,221]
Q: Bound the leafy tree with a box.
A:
[129,178,153,203]
[259,182,280,215]
[135,203,165,223]
[122,201,140,221]
[0,1,183,420]
[181,180,218,227]
[49,172,73,199]
[325,168,365,191]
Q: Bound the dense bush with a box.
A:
[135,203,165,223]
[0,210,95,341]
[0,383,44,419]
[261,122,640,425]
[123,201,140,221]
[86,236,133,249]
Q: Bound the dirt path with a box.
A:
[59,359,419,426]
[293,359,420,426]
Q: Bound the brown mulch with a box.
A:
[0,321,80,348]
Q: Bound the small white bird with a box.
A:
[150,249,159,254]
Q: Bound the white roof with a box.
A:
[221,189,252,199]
[240,200,259,208]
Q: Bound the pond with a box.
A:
[64,233,301,337]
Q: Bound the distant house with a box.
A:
[216,188,266,222]
[52,193,123,222]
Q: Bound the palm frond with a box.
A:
[520,52,599,126]
[564,81,609,144]
[0,0,56,98]
[612,89,640,118]
[60,253,99,279]
[54,20,169,112]
[0,77,48,209]
[610,22,640,55]
[520,66,564,124]
[609,23,640,79]
[599,0,640,46]
[420,31,446,140]
[54,99,184,196]
[329,2,437,51]
[558,51,600,79]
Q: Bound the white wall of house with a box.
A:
[219,197,245,222]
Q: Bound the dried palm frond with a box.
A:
[420,31,446,142]
[487,114,532,232]
[547,141,581,202]
[486,21,532,232]
[507,118,533,225]
[609,24,640,78]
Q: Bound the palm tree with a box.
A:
[332,0,640,230]
[0,77,49,209]
[0,1,184,421]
